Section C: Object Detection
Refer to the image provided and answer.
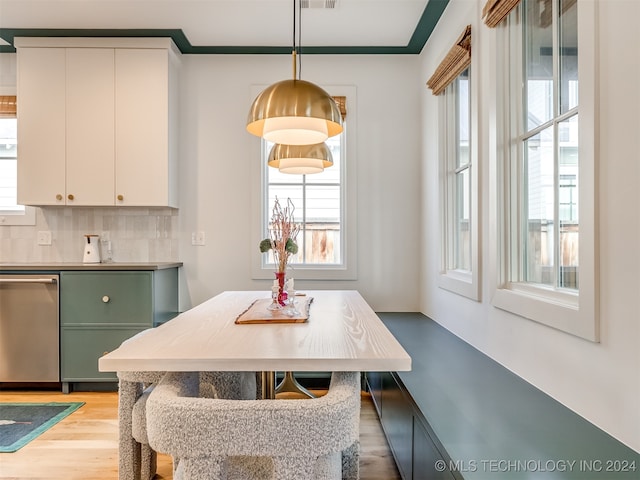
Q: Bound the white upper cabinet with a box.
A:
[66,48,116,205]
[115,48,174,207]
[16,47,66,205]
[16,38,180,207]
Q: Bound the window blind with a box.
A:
[333,96,347,120]
[0,96,16,118]
[540,0,577,28]
[427,25,471,96]
[482,0,521,27]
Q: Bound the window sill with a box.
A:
[438,269,480,301]
[252,265,356,281]
[0,207,36,226]
[492,284,598,342]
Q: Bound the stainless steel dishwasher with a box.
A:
[0,274,60,382]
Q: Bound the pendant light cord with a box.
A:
[292,0,296,56]
[291,0,303,81]
[298,0,302,80]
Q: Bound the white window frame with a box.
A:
[250,85,357,281]
[492,0,599,341]
[0,106,36,227]
[438,67,480,300]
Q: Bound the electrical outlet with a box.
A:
[191,231,206,246]
[37,230,52,246]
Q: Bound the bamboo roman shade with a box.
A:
[483,0,577,29]
[540,0,577,28]
[0,96,16,118]
[427,25,471,96]
[482,0,521,28]
[333,96,347,120]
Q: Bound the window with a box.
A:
[0,98,36,225]
[492,0,598,340]
[428,26,479,300]
[263,132,343,267]
[251,87,357,281]
[439,68,480,299]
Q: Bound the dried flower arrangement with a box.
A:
[259,197,300,273]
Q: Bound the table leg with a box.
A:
[261,371,276,399]
[275,371,316,398]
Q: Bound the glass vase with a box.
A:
[274,271,288,306]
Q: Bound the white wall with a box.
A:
[177,54,423,312]
[419,0,640,452]
[0,51,423,311]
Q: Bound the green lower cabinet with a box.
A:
[367,372,456,480]
[381,372,414,479]
[60,269,178,391]
[413,416,455,480]
[61,271,154,325]
[61,327,143,381]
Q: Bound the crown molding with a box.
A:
[0,0,449,55]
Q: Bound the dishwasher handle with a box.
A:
[0,277,58,284]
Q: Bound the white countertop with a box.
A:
[99,290,412,373]
[0,262,182,271]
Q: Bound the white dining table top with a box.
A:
[99,290,412,373]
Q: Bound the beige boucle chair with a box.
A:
[146,371,361,480]
[118,370,258,480]
[115,327,259,480]
[118,370,165,480]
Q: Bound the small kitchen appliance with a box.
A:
[83,234,101,263]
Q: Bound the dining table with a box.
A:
[99,289,412,385]
[99,290,411,479]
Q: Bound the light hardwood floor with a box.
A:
[0,389,400,480]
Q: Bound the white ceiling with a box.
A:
[0,0,444,52]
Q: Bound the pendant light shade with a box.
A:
[246,0,343,146]
[247,78,343,145]
[268,142,333,175]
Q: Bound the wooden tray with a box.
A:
[235,296,314,324]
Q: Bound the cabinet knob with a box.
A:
[102,351,109,356]
[117,194,124,201]
[102,295,110,303]
[67,194,74,201]
[56,194,63,201]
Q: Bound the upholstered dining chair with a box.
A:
[119,370,259,480]
[145,370,361,480]
[118,370,164,480]
[115,326,260,480]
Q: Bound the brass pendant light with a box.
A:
[267,142,334,174]
[246,0,343,146]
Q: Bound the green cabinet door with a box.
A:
[60,269,178,388]
[61,326,143,381]
[60,271,153,326]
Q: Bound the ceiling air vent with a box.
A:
[301,0,338,8]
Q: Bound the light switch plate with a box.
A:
[37,230,52,245]
[191,231,205,246]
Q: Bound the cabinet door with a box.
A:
[66,48,115,205]
[16,47,66,205]
[413,417,455,480]
[381,372,413,479]
[366,372,383,417]
[60,271,154,326]
[61,326,143,381]
[115,48,170,206]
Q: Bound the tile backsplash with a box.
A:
[0,207,179,263]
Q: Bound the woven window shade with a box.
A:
[427,25,472,96]
[0,96,16,118]
[482,0,521,28]
[332,96,347,120]
[540,0,577,28]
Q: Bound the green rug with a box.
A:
[0,402,84,452]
